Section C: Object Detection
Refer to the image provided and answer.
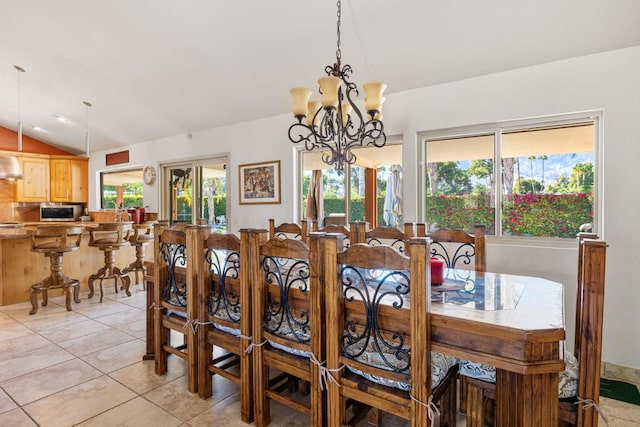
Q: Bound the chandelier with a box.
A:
[287,0,386,174]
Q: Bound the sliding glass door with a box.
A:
[163,156,228,230]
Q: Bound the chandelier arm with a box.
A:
[288,123,333,155]
[360,120,387,147]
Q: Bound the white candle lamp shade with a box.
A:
[363,81,387,114]
[306,101,322,126]
[318,76,341,108]
[290,87,313,119]
[341,102,352,125]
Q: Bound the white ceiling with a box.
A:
[1,0,639,155]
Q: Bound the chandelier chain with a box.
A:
[336,0,342,62]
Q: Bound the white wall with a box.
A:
[89,46,640,370]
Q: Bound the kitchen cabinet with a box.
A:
[15,156,49,202]
[50,157,88,203]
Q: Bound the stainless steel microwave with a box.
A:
[40,204,84,222]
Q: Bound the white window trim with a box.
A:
[417,110,602,247]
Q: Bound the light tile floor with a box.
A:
[0,283,638,426]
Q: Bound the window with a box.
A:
[100,168,143,209]
[162,157,228,230]
[299,143,403,228]
[422,115,597,240]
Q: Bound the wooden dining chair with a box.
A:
[252,232,326,427]
[324,235,459,427]
[423,225,487,414]
[195,227,267,423]
[315,221,363,248]
[268,218,316,244]
[461,234,608,427]
[358,223,416,254]
[424,224,486,272]
[153,222,198,393]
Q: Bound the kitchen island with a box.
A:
[0,222,152,305]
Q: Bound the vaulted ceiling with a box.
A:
[1,0,639,154]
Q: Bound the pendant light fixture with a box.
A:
[14,65,25,151]
[287,0,387,174]
[83,101,92,157]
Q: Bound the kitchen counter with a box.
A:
[0,221,153,305]
[0,222,101,239]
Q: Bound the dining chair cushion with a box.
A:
[166,309,187,319]
[265,317,311,358]
[459,351,579,399]
[213,323,241,336]
[346,351,458,391]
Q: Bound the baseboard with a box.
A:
[602,361,640,387]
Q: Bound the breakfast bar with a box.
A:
[0,223,150,306]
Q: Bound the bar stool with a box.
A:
[123,222,154,288]
[87,222,133,302]
[29,225,84,315]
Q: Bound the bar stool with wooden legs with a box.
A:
[123,222,154,288]
[87,222,133,302]
[29,225,84,315]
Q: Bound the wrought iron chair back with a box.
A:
[195,227,266,422]
[153,221,198,393]
[358,222,416,254]
[252,232,325,426]
[316,223,355,248]
[268,218,316,244]
[426,225,486,272]
[324,235,458,426]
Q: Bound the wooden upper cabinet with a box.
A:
[70,158,88,203]
[50,157,88,203]
[50,158,71,202]
[16,156,50,202]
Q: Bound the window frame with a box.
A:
[295,138,404,226]
[99,166,144,210]
[418,111,602,247]
[159,154,230,227]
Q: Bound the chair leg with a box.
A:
[439,375,458,427]
[367,408,381,426]
[459,374,467,414]
[253,347,270,427]
[64,287,72,311]
[197,336,213,400]
[240,348,253,423]
[464,379,486,427]
[29,286,41,315]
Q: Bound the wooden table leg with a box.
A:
[495,369,559,427]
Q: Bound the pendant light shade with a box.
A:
[83,101,92,157]
[14,65,25,152]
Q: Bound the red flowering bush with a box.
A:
[427,193,592,238]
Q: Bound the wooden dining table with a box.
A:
[431,268,566,427]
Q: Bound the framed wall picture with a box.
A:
[238,160,281,205]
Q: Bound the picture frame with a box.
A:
[238,160,281,205]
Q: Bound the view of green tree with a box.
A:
[432,162,472,195]
[468,159,493,194]
[569,162,594,192]
[514,178,543,194]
